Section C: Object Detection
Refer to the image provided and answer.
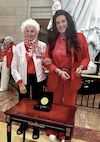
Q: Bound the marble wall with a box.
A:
[0,0,53,43]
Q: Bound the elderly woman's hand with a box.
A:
[43,58,52,65]
[19,82,27,94]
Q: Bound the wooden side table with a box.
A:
[4,98,76,142]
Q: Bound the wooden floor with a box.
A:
[0,84,100,142]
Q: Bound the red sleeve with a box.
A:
[78,33,90,70]
[44,45,57,72]
[0,51,5,62]
[17,79,22,84]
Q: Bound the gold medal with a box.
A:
[40,97,49,105]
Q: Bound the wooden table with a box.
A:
[4,98,76,142]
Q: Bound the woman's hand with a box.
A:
[43,58,52,65]
[75,65,84,77]
[55,68,70,81]
[19,82,27,94]
[60,71,70,81]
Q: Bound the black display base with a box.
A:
[34,103,51,112]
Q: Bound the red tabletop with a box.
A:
[5,98,76,127]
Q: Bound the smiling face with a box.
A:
[56,15,68,37]
[24,26,37,41]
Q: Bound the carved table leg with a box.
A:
[65,127,72,142]
[6,115,11,142]
[23,128,26,142]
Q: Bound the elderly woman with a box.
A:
[11,18,47,139]
[0,36,15,91]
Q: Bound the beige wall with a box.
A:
[0,0,53,44]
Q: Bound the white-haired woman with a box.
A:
[0,36,15,91]
[11,18,47,139]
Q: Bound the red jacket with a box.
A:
[6,43,16,67]
[44,33,90,92]
[0,43,15,67]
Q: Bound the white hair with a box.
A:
[21,18,40,34]
[4,36,14,43]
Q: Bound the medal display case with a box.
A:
[34,91,53,112]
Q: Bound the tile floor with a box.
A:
[0,84,100,142]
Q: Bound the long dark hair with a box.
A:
[48,10,80,60]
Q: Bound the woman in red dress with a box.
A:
[43,10,90,142]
